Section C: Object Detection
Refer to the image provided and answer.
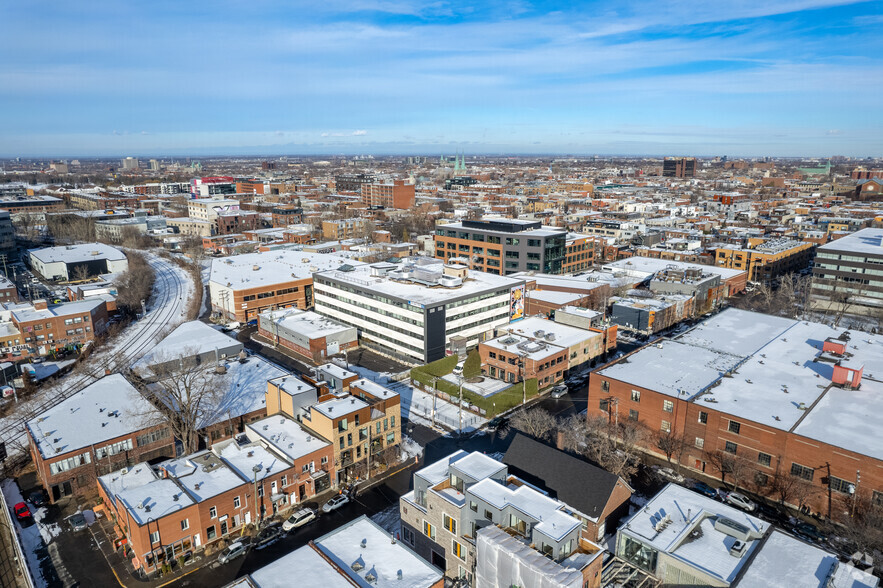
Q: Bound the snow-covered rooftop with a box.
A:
[210,250,366,289]
[600,308,883,435]
[603,256,746,281]
[246,415,331,463]
[10,298,106,323]
[98,462,158,508]
[415,449,468,486]
[318,261,522,307]
[314,516,444,588]
[469,478,580,541]
[28,243,126,265]
[214,438,291,482]
[350,378,400,400]
[132,320,243,371]
[734,529,838,588]
[312,395,369,419]
[249,543,353,588]
[450,451,507,481]
[526,290,586,305]
[621,484,766,584]
[164,451,246,502]
[27,374,160,458]
[260,308,353,339]
[196,356,288,428]
[817,228,883,256]
[116,475,195,526]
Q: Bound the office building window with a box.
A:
[728,421,741,435]
[631,390,641,402]
[628,409,639,421]
[724,441,738,454]
[698,411,708,424]
[663,400,673,413]
[757,453,772,467]
[790,463,814,481]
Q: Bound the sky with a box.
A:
[1,0,881,158]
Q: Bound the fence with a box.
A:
[0,481,36,588]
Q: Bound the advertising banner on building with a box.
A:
[509,285,525,322]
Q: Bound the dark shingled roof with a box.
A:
[503,433,624,520]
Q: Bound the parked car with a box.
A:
[550,385,568,399]
[255,524,284,550]
[725,492,757,512]
[67,512,87,532]
[218,540,249,564]
[754,502,786,525]
[28,490,49,508]
[322,494,350,513]
[656,467,685,484]
[487,416,508,431]
[792,522,827,544]
[691,481,718,499]
[12,502,31,521]
[282,508,317,532]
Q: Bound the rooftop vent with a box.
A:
[351,557,365,572]
[360,538,367,548]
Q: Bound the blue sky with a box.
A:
[1,0,881,157]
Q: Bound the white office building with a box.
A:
[314,258,525,364]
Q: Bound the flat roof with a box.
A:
[601,308,883,440]
[215,438,291,483]
[350,378,400,400]
[314,516,444,588]
[317,260,522,308]
[603,256,746,280]
[246,415,331,463]
[164,451,246,502]
[10,297,106,323]
[210,250,366,290]
[116,475,195,526]
[527,290,585,305]
[818,227,883,256]
[622,484,766,585]
[249,544,353,588]
[312,395,369,419]
[415,449,469,486]
[469,478,580,541]
[29,243,126,265]
[734,530,839,588]
[450,451,507,481]
[133,320,243,372]
[27,374,160,458]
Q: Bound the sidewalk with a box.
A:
[86,456,419,588]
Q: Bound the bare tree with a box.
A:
[510,408,557,441]
[116,251,156,316]
[556,414,645,480]
[71,264,92,283]
[133,349,225,454]
[655,430,687,472]
[704,449,749,490]
[837,492,883,556]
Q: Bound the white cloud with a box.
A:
[352,129,367,136]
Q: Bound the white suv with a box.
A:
[282,508,317,532]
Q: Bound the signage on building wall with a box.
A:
[509,285,525,322]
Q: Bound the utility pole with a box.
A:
[852,470,861,518]
[430,375,437,428]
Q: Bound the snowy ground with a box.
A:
[0,253,195,460]
[339,361,487,433]
[1,479,53,587]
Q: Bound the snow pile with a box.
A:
[32,508,62,544]
[399,436,423,461]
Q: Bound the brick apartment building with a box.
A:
[27,375,176,503]
[208,251,364,322]
[98,413,333,574]
[360,179,415,209]
[588,308,883,519]
[257,308,357,362]
[714,238,814,283]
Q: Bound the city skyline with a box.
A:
[2,0,882,157]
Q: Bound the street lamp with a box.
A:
[252,464,263,525]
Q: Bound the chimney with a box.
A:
[556,430,566,451]
[33,299,48,311]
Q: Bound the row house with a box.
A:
[98,413,333,575]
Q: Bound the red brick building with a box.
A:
[360,179,415,209]
[588,309,883,520]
